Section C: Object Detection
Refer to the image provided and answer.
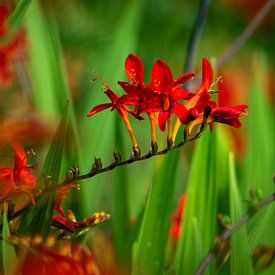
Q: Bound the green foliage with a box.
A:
[8,0,32,27]
[18,105,69,237]
[229,152,253,275]
[78,0,144,217]
[132,150,180,275]
[1,207,18,275]
[243,55,275,249]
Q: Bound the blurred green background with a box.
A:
[0,0,275,274]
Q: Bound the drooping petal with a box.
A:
[158,111,170,132]
[104,88,119,103]
[148,59,173,93]
[118,81,141,96]
[125,54,144,86]
[86,103,113,117]
[171,102,188,124]
[210,105,248,128]
[201,58,214,91]
[173,72,195,86]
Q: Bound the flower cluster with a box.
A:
[88,54,248,153]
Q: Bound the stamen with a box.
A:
[210,76,222,88]
[91,70,110,89]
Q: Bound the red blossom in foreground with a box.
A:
[145,60,194,131]
[12,236,100,275]
[88,54,248,147]
[119,54,195,132]
[169,193,187,241]
[0,142,38,204]
[87,81,142,150]
[183,58,216,122]
[186,104,248,134]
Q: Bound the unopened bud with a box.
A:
[91,157,102,173]
[151,141,158,154]
[167,137,173,149]
[133,146,140,159]
[113,150,121,163]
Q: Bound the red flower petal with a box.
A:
[171,102,188,123]
[211,105,248,128]
[125,54,144,86]
[201,58,214,91]
[86,103,112,117]
[174,72,195,86]
[148,59,173,93]
[170,88,189,101]
[158,111,170,132]
[104,88,118,103]
[13,142,27,170]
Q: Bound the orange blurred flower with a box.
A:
[0,4,26,86]
[0,141,38,204]
[169,193,187,241]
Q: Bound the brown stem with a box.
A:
[8,127,205,222]
[195,192,275,275]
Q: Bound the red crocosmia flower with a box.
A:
[145,59,194,132]
[125,53,144,86]
[118,54,158,113]
[87,85,142,149]
[0,142,37,204]
[87,87,142,120]
[209,104,249,131]
[186,104,248,134]
[184,58,215,119]
[55,183,80,217]
[169,193,186,241]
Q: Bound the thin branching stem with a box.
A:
[8,127,206,222]
[195,192,275,275]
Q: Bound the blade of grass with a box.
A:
[78,0,144,217]
[243,54,275,248]
[1,206,18,275]
[25,1,81,213]
[175,130,219,275]
[112,114,131,262]
[229,152,253,275]
[131,150,180,275]
[18,104,69,237]
[7,0,33,28]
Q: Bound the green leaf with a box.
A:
[78,0,144,217]
[112,115,131,262]
[132,150,180,275]
[1,207,18,275]
[19,104,69,237]
[229,152,254,275]
[7,0,32,28]
[243,54,275,248]
[175,130,219,275]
